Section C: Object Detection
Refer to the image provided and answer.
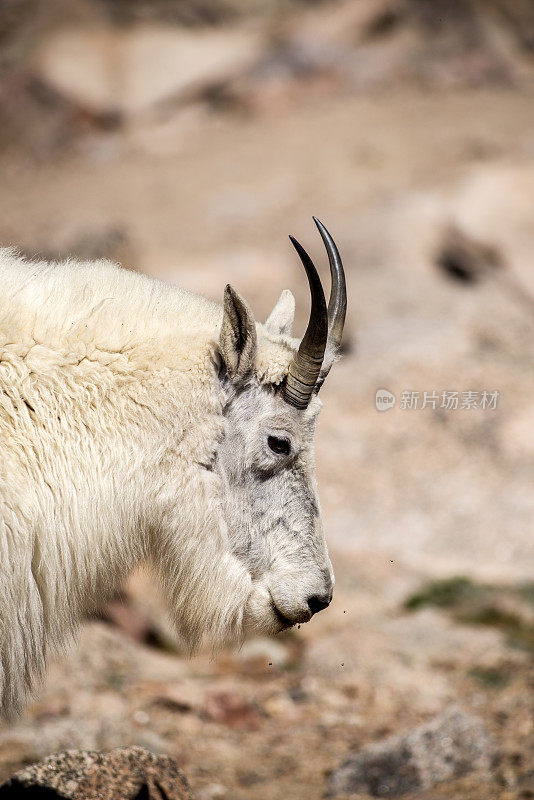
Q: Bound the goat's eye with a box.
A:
[268,436,291,456]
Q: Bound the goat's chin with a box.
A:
[242,583,291,637]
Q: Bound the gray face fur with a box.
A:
[216,286,334,631]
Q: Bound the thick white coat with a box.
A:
[0,248,300,716]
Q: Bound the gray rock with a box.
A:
[326,709,498,798]
[0,746,193,799]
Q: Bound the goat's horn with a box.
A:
[313,217,347,392]
[282,235,328,409]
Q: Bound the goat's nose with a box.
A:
[307,593,332,617]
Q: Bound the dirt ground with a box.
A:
[1,2,534,798]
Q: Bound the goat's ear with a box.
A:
[265,289,295,336]
[219,284,257,381]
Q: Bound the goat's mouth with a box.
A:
[272,603,295,631]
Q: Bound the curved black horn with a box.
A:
[313,217,347,392]
[282,236,328,409]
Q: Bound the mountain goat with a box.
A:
[0,218,346,716]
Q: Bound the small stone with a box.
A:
[235,636,289,669]
[204,690,260,731]
[199,783,227,800]
[326,708,498,797]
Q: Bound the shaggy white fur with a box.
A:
[0,249,305,717]
[0,246,339,718]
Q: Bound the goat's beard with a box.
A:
[152,542,259,655]
[151,479,285,653]
[159,566,285,655]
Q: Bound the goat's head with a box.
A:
[215,218,346,635]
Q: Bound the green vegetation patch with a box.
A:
[404,576,489,611]
[467,665,510,689]
[404,576,534,653]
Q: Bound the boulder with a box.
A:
[0,746,193,799]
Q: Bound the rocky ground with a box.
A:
[1,1,534,798]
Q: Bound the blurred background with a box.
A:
[1,1,534,798]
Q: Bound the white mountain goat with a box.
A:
[0,218,346,716]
